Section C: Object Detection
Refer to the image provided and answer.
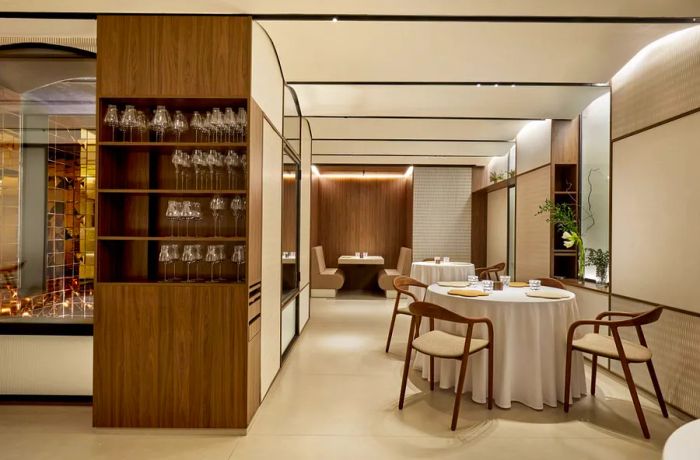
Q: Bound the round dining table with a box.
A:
[409,261,476,293]
[414,283,587,410]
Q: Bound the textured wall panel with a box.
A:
[610,296,700,418]
[515,166,551,281]
[412,167,472,262]
[0,36,96,53]
[486,188,507,267]
[612,26,700,140]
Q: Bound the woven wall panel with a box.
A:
[0,36,96,53]
[611,26,700,140]
[610,296,700,418]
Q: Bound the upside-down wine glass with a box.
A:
[165,200,182,237]
[209,195,226,237]
[172,110,189,142]
[103,104,119,141]
[230,195,243,237]
[224,150,239,189]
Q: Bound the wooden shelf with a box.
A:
[554,191,576,195]
[100,141,247,149]
[98,236,246,242]
[98,189,247,195]
[553,250,577,255]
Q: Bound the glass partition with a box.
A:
[281,147,300,301]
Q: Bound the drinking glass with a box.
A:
[210,195,227,237]
[103,104,120,141]
[120,105,138,141]
[211,108,224,142]
[467,275,480,284]
[180,150,192,189]
[191,202,203,236]
[354,252,360,257]
[224,107,236,142]
[206,149,223,190]
[191,111,204,142]
[237,107,247,141]
[230,195,243,236]
[224,150,240,189]
[232,245,245,282]
[158,244,171,282]
[499,275,511,287]
[443,256,451,263]
[150,105,170,142]
[136,110,148,141]
[182,244,197,282]
[482,280,494,293]
[192,149,207,189]
[215,244,226,281]
[192,244,204,281]
[171,149,184,190]
[172,110,188,142]
[167,244,181,281]
[203,111,213,142]
[165,200,182,236]
[529,279,542,290]
[363,252,369,258]
[205,245,218,282]
[181,201,195,236]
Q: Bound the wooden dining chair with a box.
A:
[399,301,494,431]
[476,262,505,281]
[537,277,566,289]
[564,307,667,438]
[385,276,428,353]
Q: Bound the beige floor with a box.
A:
[0,295,688,459]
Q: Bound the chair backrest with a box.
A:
[311,246,326,273]
[393,275,427,302]
[408,301,475,325]
[396,247,412,274]
[537,277,565,289]
[621,307,663,327]
[477,262,505,280]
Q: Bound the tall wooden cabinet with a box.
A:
[93,15,262,428]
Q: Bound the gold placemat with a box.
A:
[448,289,489,297]
[525,290,569,299]
[509,281,529,287]
[438,281,469,287]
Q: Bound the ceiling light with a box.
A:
[332,17,338,22]
[476,83,481,87]
[494,83,499,87]
[511,84,515,87]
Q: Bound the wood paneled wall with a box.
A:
[313,177,411,269]
[97,15,251,97]
[515,166,551,281]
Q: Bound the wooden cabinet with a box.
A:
[93,15,261,428]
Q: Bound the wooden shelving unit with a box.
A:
[550,118,581,279]
[93,15,262,429]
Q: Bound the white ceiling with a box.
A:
[313,140,513,157]
[291,84,609,119]
[2,0,699,17]
[307,118,530,140]
[260,22,689,83]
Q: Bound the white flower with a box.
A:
[562,231,578,248]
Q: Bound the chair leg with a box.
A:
[487,346,494,410]
[619,358,650,439]
[590,354,598,395]
[385,310,398,353]
[398,344,413,410]
[451,354,470,431]
[414,316,422,340]
[430,356,435,391]
[564,344,573,413]
[646,359,668,418]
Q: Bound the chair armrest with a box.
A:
[595,311,638,320]
[567,319,615,343]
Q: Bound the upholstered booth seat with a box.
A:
[311,246,344,297]
[378,247,412,296]
[573,333,652,362]
[412,330,489,358]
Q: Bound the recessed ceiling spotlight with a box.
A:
[511,84,515,87]
[494,83,499,87]
[476,83,481,87]
[332,17,338,22]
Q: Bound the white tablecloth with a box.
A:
[408,262,475,298]
[663,420,700,460]
[414,284,587,409]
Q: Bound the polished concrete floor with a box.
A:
[0,295,688,459]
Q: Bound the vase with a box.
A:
[595,265,608,288]
[577,244,586,282]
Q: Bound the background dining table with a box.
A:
[408,261,476,299]
[337,255,385,290]
[413,283,587,410]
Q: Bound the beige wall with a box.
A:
[515,166,550,281]
[486,188,507,267]
[515,120,551,174]
[609,25,700,417]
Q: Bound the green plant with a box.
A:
[507,169,516,178]
[536,199,585,280]
[586,248,610,286]
[489,170,506,183]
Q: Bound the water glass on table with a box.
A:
[482,280,494,292]
[468,275,479,285]
[528,279,542,290]
[499,275,511,287]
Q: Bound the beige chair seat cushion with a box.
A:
[412,330,489,358]
[397,306,412,315]
[573,333,652,362]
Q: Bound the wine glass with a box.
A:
[224,150,239,189]
[136,110,148,142]
[205,245,219,282]
[224,107,236,142]
[215,244,226,281]
[192,149,207,190]
[182,245,197,282]
[203,111,213,142]
[158,244,171,282]
[230,195,243,237]
[206,149,223,190]
[165,200,182,236]
[171,149,183,190]
[172,110,188,142]
[232,245,245,282]
[211,108,223,142]
[103,104,120,141]
[180,150,192,189]
[193,244,204,281]
[167,244,181,281]
[181,200,195,236]
[150,105,170,142]
[237,108,247,141]
[191,111,204,142]
[209,195,226,237]
[191,201,203,236]
[120,105,138,142]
